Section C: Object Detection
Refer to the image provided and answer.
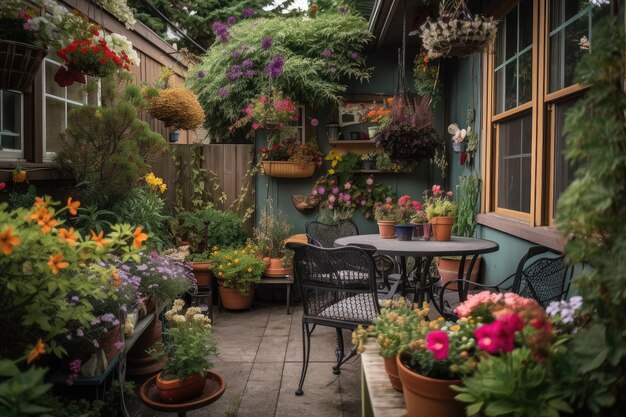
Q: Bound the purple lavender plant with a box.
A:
[227,16,237,26]
[321,49,332,59]
[212,21,229,43]
[242,7,256,18]
[261,37,273,50]
[264,55,284,78]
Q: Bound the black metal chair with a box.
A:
[436,246,573,320]
[288,242,380,396]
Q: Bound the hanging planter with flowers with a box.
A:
[417,0,498,59]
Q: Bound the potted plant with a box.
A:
[424,185,457,241]
[146,87,205,132]
[410,210,431,241]
[258,138,324,178]
[209,247,267,310]
[374,198,399,239]
[396,195,422,241]
[255,208,294,276]
[360,152,378,170]
[148,299,219,403]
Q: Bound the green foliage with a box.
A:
[255,206,294,258]
[70,205,116,235]
[555,17,626,413]
[209,248,265,295]
[188,12,373,136]
[425,200,457,219]
[54,75,167,206]
[335,152,361,181]
[0,365,52,417]
[452,176,480,237]
[37,393,104,417]
[7,185,37,210]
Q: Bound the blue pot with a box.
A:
[396,224,415,241]
[169,131,180,142]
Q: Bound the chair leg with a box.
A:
[333,327,345,375]
[295,321,312,396]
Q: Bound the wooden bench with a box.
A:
[361,339,407,417]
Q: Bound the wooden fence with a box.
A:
[151,144,256,216]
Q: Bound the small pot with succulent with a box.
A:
[424,185,457,241]
[148,299,220,403]
[255,207,294,277]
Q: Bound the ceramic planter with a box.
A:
[377,221,397,239]
[431,217,455,241]
[396,224,415,241]
[192,262,213,287]
[261,161,315,178]
[263,257,293,277]
[383,356,403,392]
[412,223,431,240]
[156,373,205,403]
[168,131,180,142]
[436,256,481,290]
[219,284,255,310]
[396,355,464,417]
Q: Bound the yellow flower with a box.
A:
[450,325,461,332]
[328,169,335,175]
[234,258,239,264]
[218,264,223,270]
[218,271,223,277]
[247,267,253,273]
[212,246,219,251]
[227,262,231,266]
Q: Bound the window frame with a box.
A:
[0,89,25,160]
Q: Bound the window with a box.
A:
[0,89,23,159]
[483,0,610,227]
[291,105,306,143]
[42,58,98,159]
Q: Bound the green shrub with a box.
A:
[173,208,248,255]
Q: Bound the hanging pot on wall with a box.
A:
[0,40,47,92]
[169,131,180,143]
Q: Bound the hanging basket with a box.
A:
[419,15,498,59]
[261,161,315,178]
[0,40,47,92]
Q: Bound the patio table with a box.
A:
[334,235,499,313]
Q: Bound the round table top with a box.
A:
[139,371,226,413]
[334,235,499,257]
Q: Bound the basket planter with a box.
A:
[419,15,498,59]
[261,161,315,178]
[0,40,47,92]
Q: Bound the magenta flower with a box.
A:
[366,177,374,185]
[321,49,332,59]
[412,201,422,210]
[242,7,256,18]
[261,37,273,50]
[332,187,339,195]
[227,16,237,26]
[426,330,449,360]
[310,118,319,127]
[385,197,392,204]
[318,186,326,195]
[475,324,501,354]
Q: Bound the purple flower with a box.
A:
[310,118,319,127]
[227,16,237,26]
[261,37,273,50]
[321,49,332,59]
[231,49,242,58]
[197,70,205,78]
[264,55,284,78]
[242,7,256,18]
[70,359,82,373]
[244,69,256,76]
[226,64,244,80]
[339,6,348,14]
[350,52,360,61]
[114,340,125,350]
[242,59,254,68]
[71,295,79,302]
[332,187,339,195]
[318,186,326,195]
[218,87,229,98]
[212,21,229,43]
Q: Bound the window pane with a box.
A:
[505,9,518,61]
[504,62,517,111]
[553,98,579,214]
[519,0,533,49]
[498,113,532,213]
[67,82,85,103]
[1,90,21,151]
[46,98,65,153]
[518,51,532,105]
[45,61,64,98]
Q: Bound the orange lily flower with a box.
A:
[39,213,58,234]
[67,197,80,216]
[28,206,50,223]
[34,197,48,208]
[58,227,79,245]
[27,339,45,364]
[0,226,21,255]
[132,226,148,249]
[112,270,121,287]
[90,230,109,247]
[48,253,69,275]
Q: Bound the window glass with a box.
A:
[45,98,65,154]
[0,90,22,153]
[552,98,580,214]
[498,113,532,213]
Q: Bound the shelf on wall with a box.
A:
[328,140,376,145]
[354,169,412,174]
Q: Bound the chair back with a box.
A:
[305,219,359,248]
[291,243,380,326]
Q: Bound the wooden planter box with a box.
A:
[261,161,315,178]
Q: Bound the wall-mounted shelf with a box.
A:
[354,169,412,174]
[329,140,375,145]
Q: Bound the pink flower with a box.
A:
[475,324,501,354]
[447,191,453,197]
[259,97,267,103]
[0,182,5,191]
[328,204,334,209]
[426,330,449,360]
[252,123,259,130]
[385,197,392,204]
[361,200,367,206]
[366,177,374,185]
[432,185,441,193]
[398,195,411,207]
[332,187,339,195]
[311,118,319,127]
[311,189,318,196]
[328,195,336,203]
[344,182,352,190]
[412,201,422,210]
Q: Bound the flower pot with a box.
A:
[396,355,464,417]
[361,160,376,170]
[383,356,403,392]
[431,217,455,241]
[192,261,213,288]
[156,372,205,403]
[436,256,481,290]
[219,284,255,310]
[126,316,165,382]
[101,324,122,363]
[261,161,315,178]
[377,221,397,239]
[412,223,431,240]
[264,257,293,277]
[396,224,415,241]
[452,141,464,153]
[169,131,180,143]
[0,41,47,92]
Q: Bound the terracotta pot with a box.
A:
[219,284,255,310]
[383,356,403,392]
[264,257,293,277]
[377,221,397,239]
[396,354,464,417]
[261,161,315,178]
[431,217,455,241]
[156,372,205,403]
[126,316,165,382]
[101,325,122,363]
[192,261,213,287]
[436,256,481,290]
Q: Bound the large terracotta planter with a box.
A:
[219,284,255,310]
[436,256,481,290]
[383,356,403,392]
[156,372,205,403]
[101,325,122,363]
[431,217,455,241]
[0,40,47,92]
[126,316,165,382]
[396,355,464,417]
[262,161,315,178]
[377,221,397,239]
[263,257,292,277]
[192,261,213,287]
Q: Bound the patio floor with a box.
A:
[130,300,361,417]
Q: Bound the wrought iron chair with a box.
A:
[305,219,399,293]
[287,242,380,396]
[436,246,573,320]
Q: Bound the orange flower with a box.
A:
[48,253,69,275]
[90,230,109,247]
[0,226,21,255]
[112,270,121,287]
[28,206,50,223]
[67,197,80,216]
[132,226,148,249]
[34,197,48,208]
[39,213,58,234]
[27,339,45,364]
[58,227,79,245]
